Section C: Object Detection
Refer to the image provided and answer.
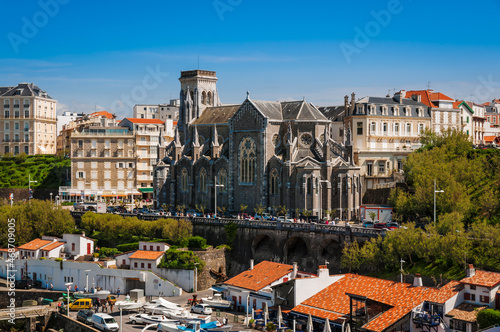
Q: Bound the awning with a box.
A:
[209,286,226,293]
[250,292,272,300]
[139,188,154,193]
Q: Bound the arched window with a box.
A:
[218,168,227,193]
[181,168,188,192]
[199,168,207,193]
[270,169,279,195]
[202,91,207,104]
[207,91,212,105]
[239,137,256,183]
[307,177,313,195]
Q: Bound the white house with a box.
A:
[18,239,54,259]
[63,233,95,259]
[115,251,136,268]
[460,264,500,309]
[0,247,19,260]
[129,250,164,271]
[40,241,65,259]
[138,241,170,252]
[221,260,314,312]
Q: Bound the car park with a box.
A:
[362,221,375,228]
[77,309,94,325]
[191,303,212,315]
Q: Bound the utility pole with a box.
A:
[28,174,37,200]
[400,258,405,283]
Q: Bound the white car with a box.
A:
[128,313,145,325]
[191,304,212,315]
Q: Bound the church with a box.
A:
[154,70,362,220]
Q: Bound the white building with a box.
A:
[138,241,170,252]
[129,250,165,271]
[56,111,84,136]
[63,233,95,259]
[133,100,179,122]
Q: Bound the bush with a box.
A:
[157,248,205,271]
[477,309,500,329]
[188,236,207,249]
[265,322,276,331]
[116,242,139,252]
[98,247,122,258]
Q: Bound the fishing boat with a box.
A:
[144,297,184,314]
[115,299,145,311]
[200,293,232,309]
[87,290,111,300]
[140,314,179,325]
[157,320,201,332]
[162,309,211,324]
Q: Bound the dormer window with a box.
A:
[417,108,423,117]
[393,106,399,116]
[405,107,411,116]
[357,105,364,114]
[370,105,375,115]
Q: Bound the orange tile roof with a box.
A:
[404,90,436,108]
[460,270,500,288]
[124,118,165,124]
[484,136,500,143]
[18,239,52,251]
[293,274,461,332]
[0,247,18,252]
[129,250,164,260]
[224,261,293,291]
[430,92,454,101]
[40,241,65,251]
[446,303,487,323]
[90,111,114,119]
[453,100,463,109]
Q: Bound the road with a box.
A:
[66,289,251,332]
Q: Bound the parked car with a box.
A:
[186,209,200,217]
[92,313,119,331]
[386,222,399,230]
[15,278,33,289]
[374,222,388,230]
[254,213,272,220]
[77,309,94,325]
[129,313,145,325]
[362,221,375,228]
[191,303,213,315]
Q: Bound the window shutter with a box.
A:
[464,293,470,300]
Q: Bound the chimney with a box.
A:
[395,90,406,104]
[413,273,423,287]
[82,231,85,237]
[291,262,298,279]
[249,259,254,270]
[317,265,329,278]
[466,264,475,277]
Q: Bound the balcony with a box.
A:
[13,104,19,108]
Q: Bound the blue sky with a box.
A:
[1,0,500,118]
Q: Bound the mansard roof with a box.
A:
[0,83,54,99]
[192,105,240,125]
[353,96,431,118]
[318,106,345,121]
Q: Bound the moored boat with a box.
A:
[200,294,232,309]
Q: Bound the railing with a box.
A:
[70,212,385,238]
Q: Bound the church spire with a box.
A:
[212,125,219,146]
[286,121,293,145]
[193,125,200,146]
[174,126,181,146]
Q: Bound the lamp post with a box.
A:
[84,270,91,293]
[65,282,73,313]
[433,178,444,227]
[193,262,199,293]
[28,173,37,200]
[55,196,60,207]
[50,192,53,204]
[213,177,224,218]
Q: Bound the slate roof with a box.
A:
[224,261,293,291]
[460,270,500,288]
[18,239,52,251]
[129,250,164,260]
[318,106,345,121]
[293,274,461,332]
[251,100,283,120]
[250,100,328,121]
[192,105,240,125]
[446,303,487,322]
[353,96,431,118]
[0,83,54,99]
[40,241,65,252]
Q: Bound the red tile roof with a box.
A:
[404,90,455,108]
[224,261,294,291]
[293,274,461,332]
[484,136,500,144]
[18,239,52,251]
[453,100,463,109]
[430,92,454,101]
[0,247,18,252]
[460,270,500,288]
[40,241,65,251]
[446,303,487,323]
[129,250,164,260]
[124,118,165,124]
[90,111,114,119]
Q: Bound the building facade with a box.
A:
[0,83,57,155]
[133,100,180,122]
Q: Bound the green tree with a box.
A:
[278,205,288,217]
[477,309,500,329]
[254,203,265,216]
[302,209,312,222]
[196,203,206,215]
[368,211,377,222]
[240,204,248,213]
[341,241,361,272]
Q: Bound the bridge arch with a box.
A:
[252,234,281,262]
[283,236,313,270]
[316,238,343,272]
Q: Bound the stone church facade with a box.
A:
[154,70,362,220]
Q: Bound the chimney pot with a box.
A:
[467,264,475,277]
[413,273,423,287]
[250,259,254,270]
[292,262,298,279]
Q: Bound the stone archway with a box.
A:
[316,238,342,273]
[283,237,312,270]
[252,234,280,262]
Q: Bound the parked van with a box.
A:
[69,298,92,311]
[92,313,119,331]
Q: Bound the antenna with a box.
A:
[427,81,431,90]
[198,56,200,70]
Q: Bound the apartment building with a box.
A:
[119,118,169,200]
[60,118,138,202]
[403,90,461,133]
[0,83,57,155]
[455,101,486,145]
[133,100,180,122]
[342,92,431,189]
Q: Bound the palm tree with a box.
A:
[302,209,312,222]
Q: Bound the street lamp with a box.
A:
[84,270,91,293]
[213,177,224,218]
[65,282,73,313]
[193,262,199,293]
[28,173,37,200]
[50,192,53,204]
[433,178,444,227]
[55,196,60,207]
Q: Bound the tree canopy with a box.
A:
[390,129,500,225]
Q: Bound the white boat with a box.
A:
[87,290,111,300]
[140,314,179,325]
[158,320,201,332]
[200,293,232,309]
[115,300,145,310]
[143,297,184,314]
[162,309,211,324]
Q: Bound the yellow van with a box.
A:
[69,298,93,311]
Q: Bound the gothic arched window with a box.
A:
[181,168,188,192]
[218,168,227,193]
[207,91,212,105]
[202,91,207,105]
[239,137,256,183]
[199,168,207,193]
[270,169,279,195]
[307,177,313,195]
